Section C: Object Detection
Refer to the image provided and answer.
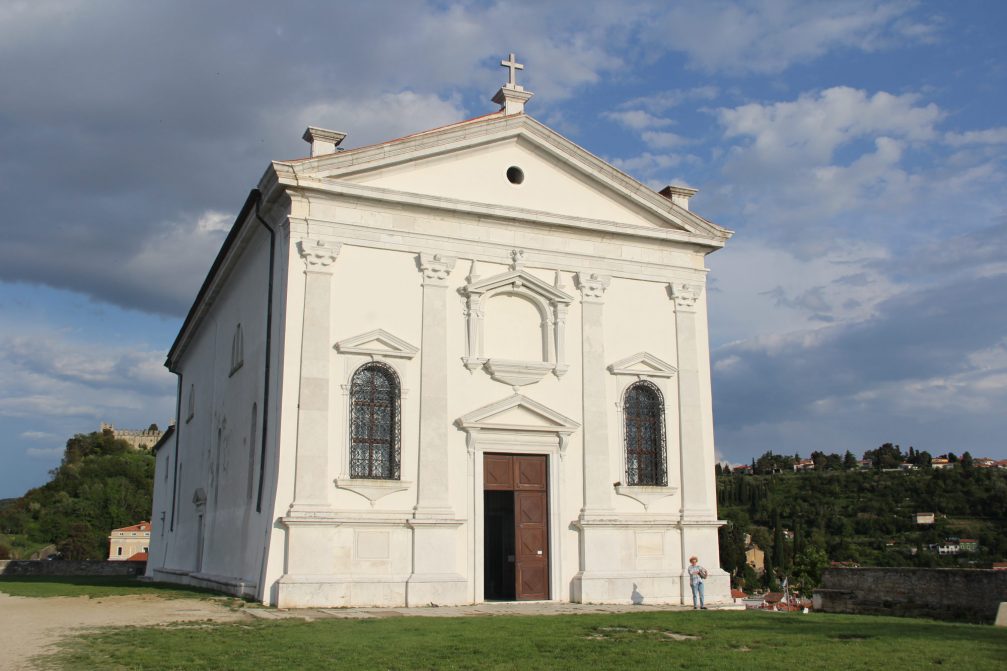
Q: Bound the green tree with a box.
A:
[792,546,829,593]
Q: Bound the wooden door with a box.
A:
[483,453,550,601]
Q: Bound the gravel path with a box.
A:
[0,592,250,670]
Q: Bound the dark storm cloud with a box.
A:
[0,1,637,316]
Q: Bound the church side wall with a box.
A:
[148,442,172,568]
[148,222,278,598]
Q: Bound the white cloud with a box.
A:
[707,87,946,237]
[649,0,940,74]
[640,130,690,150]
[719,87,941,168]
[620,87,720,114]
[289,91,468,149]
[0,330,174,422]
[603,110,673,131]
[20,430,60,441]
[25,446,64,459]
[945,127,1007,146]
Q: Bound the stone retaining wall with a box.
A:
[0,560,146,577]
[814,567,1007,623]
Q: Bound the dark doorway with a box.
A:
[483,453,549,601]
[484,491,515,600]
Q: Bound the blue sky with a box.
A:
[1,1,1005,497]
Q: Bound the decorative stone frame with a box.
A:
[460,250,573,386]
[333,329,418,505]
[454,393,580,602]
[608,352,679,510]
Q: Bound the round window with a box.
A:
[506,166,525,185]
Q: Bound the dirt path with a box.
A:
[0,593,251,670]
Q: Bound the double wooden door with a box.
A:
[484,453,549,601]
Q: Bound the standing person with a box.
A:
[688,556,708,609]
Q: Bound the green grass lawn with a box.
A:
[46,610,1007,671]
[0,575,234,600]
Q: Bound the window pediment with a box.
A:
[464,268,574,305]
[455,393,580,433]
[608,352,678,378]
[335,329,419,360]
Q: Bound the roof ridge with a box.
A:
[280,110,508,164]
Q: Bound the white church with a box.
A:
[147,55,734,608]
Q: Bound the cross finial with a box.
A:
[500,52,524,90]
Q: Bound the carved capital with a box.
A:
[418,252,457,286]
[668,282,703,311]
[297,239,341,272]
[575,272,611,302]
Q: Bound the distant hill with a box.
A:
[0,431,154,560]
[717,466,1007,594]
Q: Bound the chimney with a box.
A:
[658,185,698,211]
[302,127,347,157]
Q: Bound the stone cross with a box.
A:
[500,52,524,89]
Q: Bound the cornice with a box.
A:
[279,177,727,250]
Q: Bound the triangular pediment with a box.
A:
[465,268,573,304]
[335,329,419,359]
[455,394,580,434]
[608,352,678,378]
[276,115,730,245]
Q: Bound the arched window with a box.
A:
[349,362,401,480]
[624,381,667,486]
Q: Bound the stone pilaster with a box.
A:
[414,252,457,517]
[408,252,466,606]
[288,240,341,515]
[668,281,712,521]
[575,272,612,514]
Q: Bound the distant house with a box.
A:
[995,460,1007,470]
[733,464,752,475]
[914,512,935,525]
[745,544,766,575]
[931,458,953,470]
[793,459,815,472]
[992,562,1007,571]
[108,522,151,561]
[958,538,978,553]
[974,457,995,468]
[929,541,959,556]
[858,459,872,470]
[898,462,917,471]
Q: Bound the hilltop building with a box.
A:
[147,55,733,607]
[100,422,167,451]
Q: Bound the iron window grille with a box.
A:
[624,380,668,486]
[349,362,401,480]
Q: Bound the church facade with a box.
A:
[147,58,733,607]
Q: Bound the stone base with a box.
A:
[150,567,258,599]
[996,602,1007,627]
[405,572,469,607]
[275,574,410,608]
[571,570,731,605]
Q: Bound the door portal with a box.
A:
[483,453,549,601]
